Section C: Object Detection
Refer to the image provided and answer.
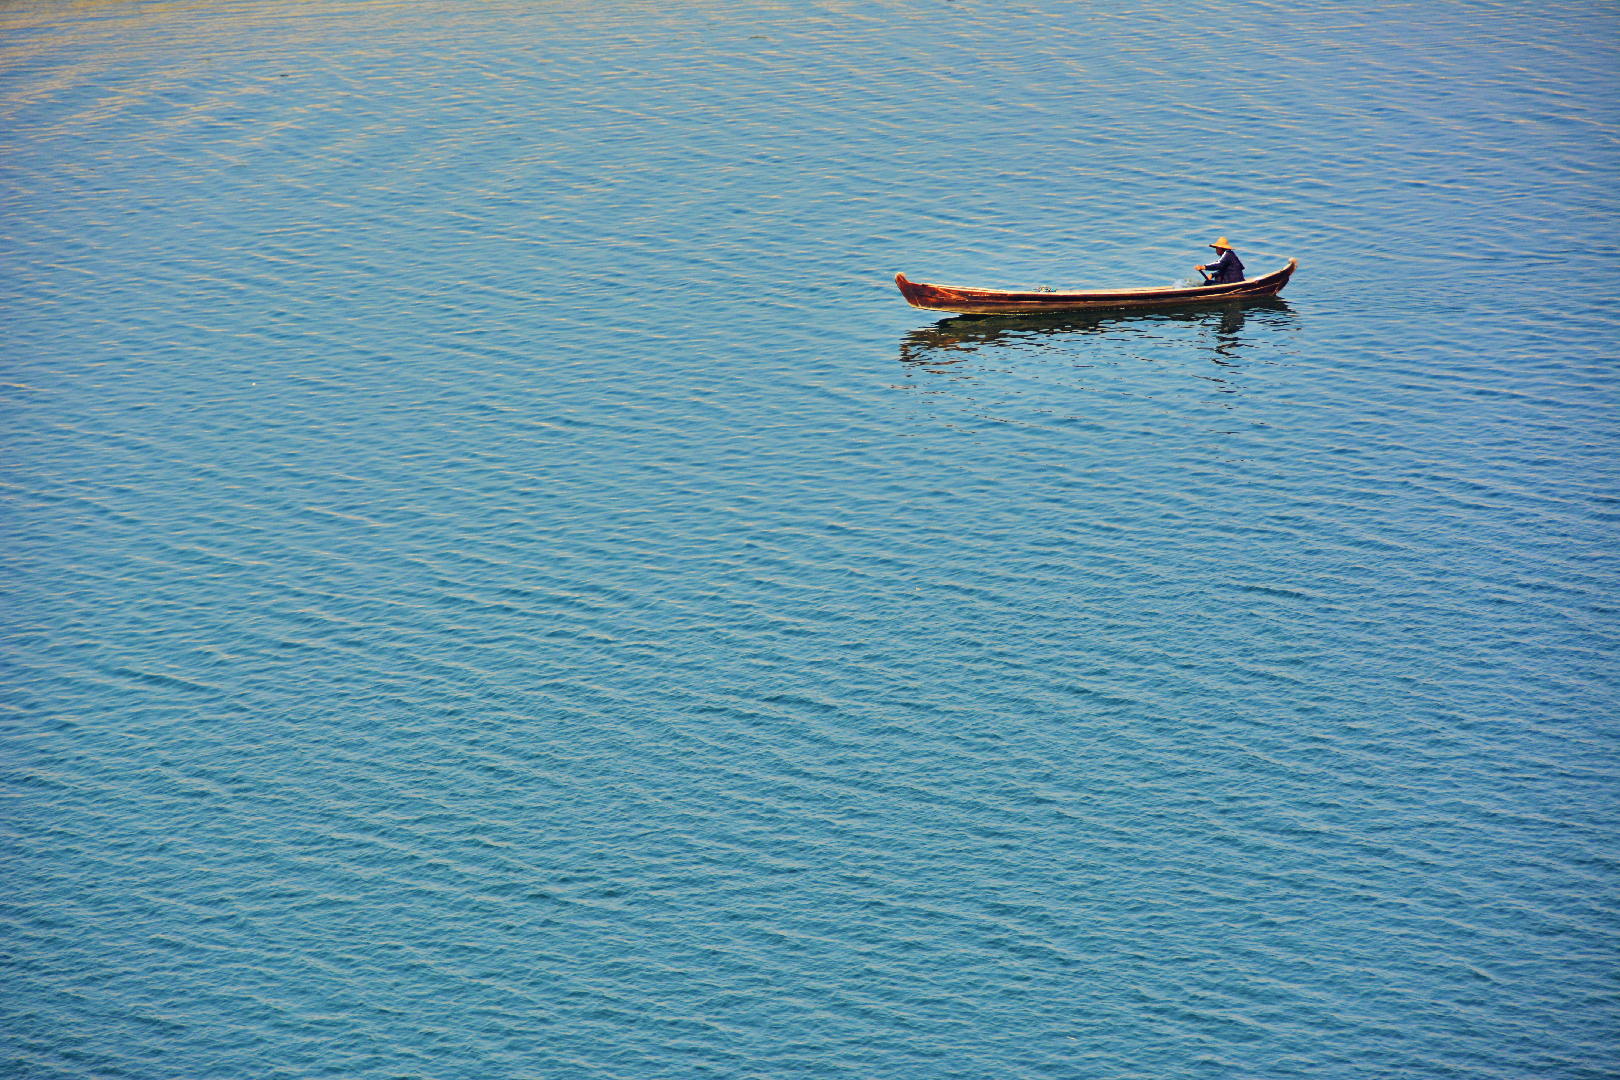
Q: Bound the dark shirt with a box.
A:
[1206,249,1245,284]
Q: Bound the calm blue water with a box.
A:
[4,1,1618,1077]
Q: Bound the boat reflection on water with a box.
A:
[897,298,1295,370]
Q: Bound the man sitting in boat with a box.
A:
[1196,237,1245,285]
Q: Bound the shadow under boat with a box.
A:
[898,298,1294,366]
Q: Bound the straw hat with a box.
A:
[1208,237,1234,250]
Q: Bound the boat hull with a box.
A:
[895,258,1297,315]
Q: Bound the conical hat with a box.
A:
[1208,237,1233,250]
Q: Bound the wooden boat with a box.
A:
[895,258,1297,315]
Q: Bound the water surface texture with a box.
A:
[4,1,1619,1077]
